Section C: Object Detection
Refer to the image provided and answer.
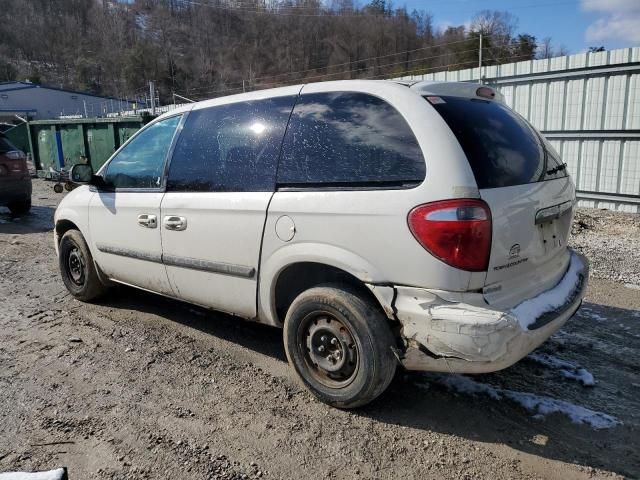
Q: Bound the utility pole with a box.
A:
[478,32,483,84]
[149,80,156,115]
[83,100,88,118]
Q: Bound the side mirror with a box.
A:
[70,163,94,184]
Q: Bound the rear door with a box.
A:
[428,95,574,306]
[160,94,297,318]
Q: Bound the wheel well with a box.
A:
[55,219,79,243]
[273,262,385,325]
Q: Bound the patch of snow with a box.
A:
[510,253,584,329]
[0,469,66,480]
[528,353,595,386]
[425,374,618,430]
[578,307,608,322]
[435,373,501,400]
[503,391,617,430]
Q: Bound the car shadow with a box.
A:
[97,288,639,478]
[0,205,55,234]
[97,285,287,363]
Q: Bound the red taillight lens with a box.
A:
[1,151,27,174]
[408,199,492,272]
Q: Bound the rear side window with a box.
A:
[427,96,566,189]
[277,92,425,188]
[167,96,296,192]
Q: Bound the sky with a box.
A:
[398,0,640,54]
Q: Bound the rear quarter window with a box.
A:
[428,96,566,189]
[277,92,425,188]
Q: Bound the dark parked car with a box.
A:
[0,133,31,214]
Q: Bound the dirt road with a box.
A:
[1,180,639,479]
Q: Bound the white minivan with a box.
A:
[55,80,588,408]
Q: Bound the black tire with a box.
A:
[283,284,397,409]
[58,229,108,302]
[8,199,31,215]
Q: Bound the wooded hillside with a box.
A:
[0,0,551,103]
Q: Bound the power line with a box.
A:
[188,41,517,98]
[258,48,481,86]
[187,47,481,98]
[186,47,538,101]
[186,36,493,94]
[251,36,491,82]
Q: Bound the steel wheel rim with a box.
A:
[67,246,85,286]
[299,311,359,389]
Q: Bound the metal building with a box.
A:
[396,47,640,212]
[0,81,138,121]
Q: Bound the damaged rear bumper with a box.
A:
[385,251,589,374]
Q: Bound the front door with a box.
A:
[89,114,182,294]
[160,94,297,318]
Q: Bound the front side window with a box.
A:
[277,92,425,187]
[167,96,296,192]
[103,115,181,189]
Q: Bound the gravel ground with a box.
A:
[571,208,640,286]
[0,180,639,480]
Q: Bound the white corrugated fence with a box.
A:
[396,47,640,212]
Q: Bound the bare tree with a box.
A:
[0,1,543,103]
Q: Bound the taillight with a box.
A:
[408,199,492,272]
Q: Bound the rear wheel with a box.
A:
[8,199,31,215]
[283,284,397,408]
[59,229,108,302]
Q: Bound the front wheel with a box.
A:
[283,284,397,408]
[58,229,108,302]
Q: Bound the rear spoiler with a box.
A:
[410,81,505,104]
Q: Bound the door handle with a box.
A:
[163,215,187,231]
[137,214,157,228]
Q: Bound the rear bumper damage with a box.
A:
[379,250,589,374]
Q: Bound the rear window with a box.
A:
[277,92,425,188]
[0,135,18,154]
[427,96,566,188]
